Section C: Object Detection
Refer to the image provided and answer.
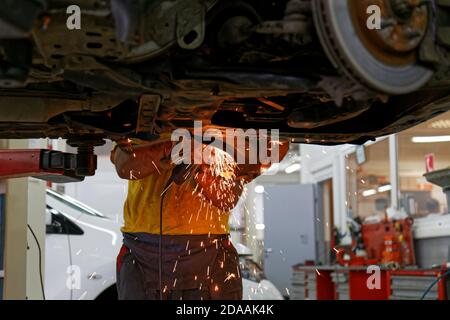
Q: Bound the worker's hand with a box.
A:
[110,138,134,165]
[194,164,244,211]
[115,138,135,154]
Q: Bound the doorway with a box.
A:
[263,184,316,297]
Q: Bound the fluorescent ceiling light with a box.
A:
[254,185,265,194]
[429,119,450,129]
[255,224,265,230]
[411,135,450,143]
[362,189,377,197]
[285,163,301,174]
[378,184,392,193]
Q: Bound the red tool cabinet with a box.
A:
[291,266,448,300]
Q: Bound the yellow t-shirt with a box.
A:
[121,165,231,235]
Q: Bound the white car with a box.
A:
[45,189,120,300]
[235,243,284,300]
[44,189,283,300]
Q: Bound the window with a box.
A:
[397,111,450,217]
[46,206,84,235]
[345,139,391,220]
[46,189,104,218]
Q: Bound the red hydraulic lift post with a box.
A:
[0,146,91,299]
[0,149,56,179]
[0,149,87,183]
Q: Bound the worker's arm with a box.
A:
[111,139,173,180]
[235,140,290,181]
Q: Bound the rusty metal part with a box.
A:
[136,95,161,134]
[255,0,312,45]
[123,0,217,63]
[318,76,378,106]
[349,0,429,66]
[417,1,450,72]
[0,92,124,122]
[66,136,105,177]
[257,97,286,111]
[255,20,310,35]
[32,11,126,69]
[287,100,370,129]
[176,1,206,49]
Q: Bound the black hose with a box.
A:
[159,191,166,300]
[420,269,450,300]
[159,178,174,300]
[27,224,46,300]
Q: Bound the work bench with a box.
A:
[291,265,449,300]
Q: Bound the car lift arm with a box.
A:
[0,149,96,183]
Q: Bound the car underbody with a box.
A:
[1,0,450,174]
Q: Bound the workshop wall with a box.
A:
[301,144,348,231]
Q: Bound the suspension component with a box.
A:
[255,0,313,45]
[66,136,105,177]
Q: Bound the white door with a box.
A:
[45,208,72,299]
[68,213,119,300]
[263,184,317,297]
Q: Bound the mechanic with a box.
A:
[111,135,288,300]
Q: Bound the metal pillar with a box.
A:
[1,139,46,300]
[389,134,400,210]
